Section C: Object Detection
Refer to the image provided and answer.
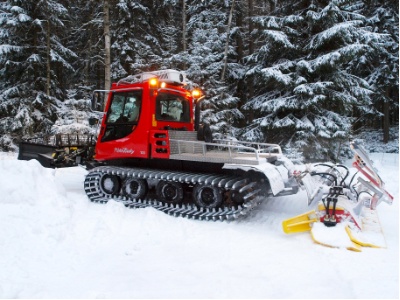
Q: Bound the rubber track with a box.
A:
[84,166,263,221]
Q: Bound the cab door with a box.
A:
[101,89,143,142]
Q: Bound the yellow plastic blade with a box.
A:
[345,226,381,248]
[282,210,318,234]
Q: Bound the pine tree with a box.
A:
[241,0,387,160]
[151,0,183,66]
[66,0,106,89]
[358,0,399,142]
[171,0,244,138]
[0,0,76,149]
[110,0,164,78]
[241,0,303,145]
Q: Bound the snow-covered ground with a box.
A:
[0,151,398,298]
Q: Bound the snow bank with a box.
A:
[1,159,65,204]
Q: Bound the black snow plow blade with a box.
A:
[18,134,96,168]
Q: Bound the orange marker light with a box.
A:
[149,78,158,87]
[192,89,201,98]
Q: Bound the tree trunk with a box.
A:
[104,0,111,91]
[247,0,254,55]
[247,0,254,100]
[182,0,186,53]
[235,4,244,64]
[46,20,51,97]
[235,3,246,127]
[383,87,390,143]
[221,0,235,82]
[182,0,187,70]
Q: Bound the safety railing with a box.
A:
[169,138,281,162]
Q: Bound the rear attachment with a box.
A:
[18,134,96,168]
[283,141,393,251]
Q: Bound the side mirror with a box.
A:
[88,117,99,126]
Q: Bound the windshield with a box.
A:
[155,92,190,122]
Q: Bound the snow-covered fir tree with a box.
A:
[66,0,106,89]
[0,0,76,150]
[171,0,244,139]
[357,0,399,142]
[111,0,164,78]
[241,0,389,161]
[152,0,183,65]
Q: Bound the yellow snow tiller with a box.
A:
[283,141,393,251]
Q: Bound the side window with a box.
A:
[156,92,189,122]
[106,91,142,124]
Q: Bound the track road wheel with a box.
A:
[193,185,223,209]
[123,178,148,199]
[157,181,184,204]
[99,174,121,195]
[230,190,245,205]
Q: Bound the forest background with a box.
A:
[0,0,398,161]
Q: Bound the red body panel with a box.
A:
[94,80,194,162]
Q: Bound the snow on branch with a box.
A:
[294,82,333,96]
[27,54,42,63]
[309,21,363,50]
[300,116,315,131]
[301,95,327,109]
[260,67,292,86]
[307,44,369,72]
[0,86,20,98]
[273,115,295,128]
[17,13,31,23]
[50,50,74,72]
[0,45,22,55]
[262,30,295,49]
[259,95,298,113]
